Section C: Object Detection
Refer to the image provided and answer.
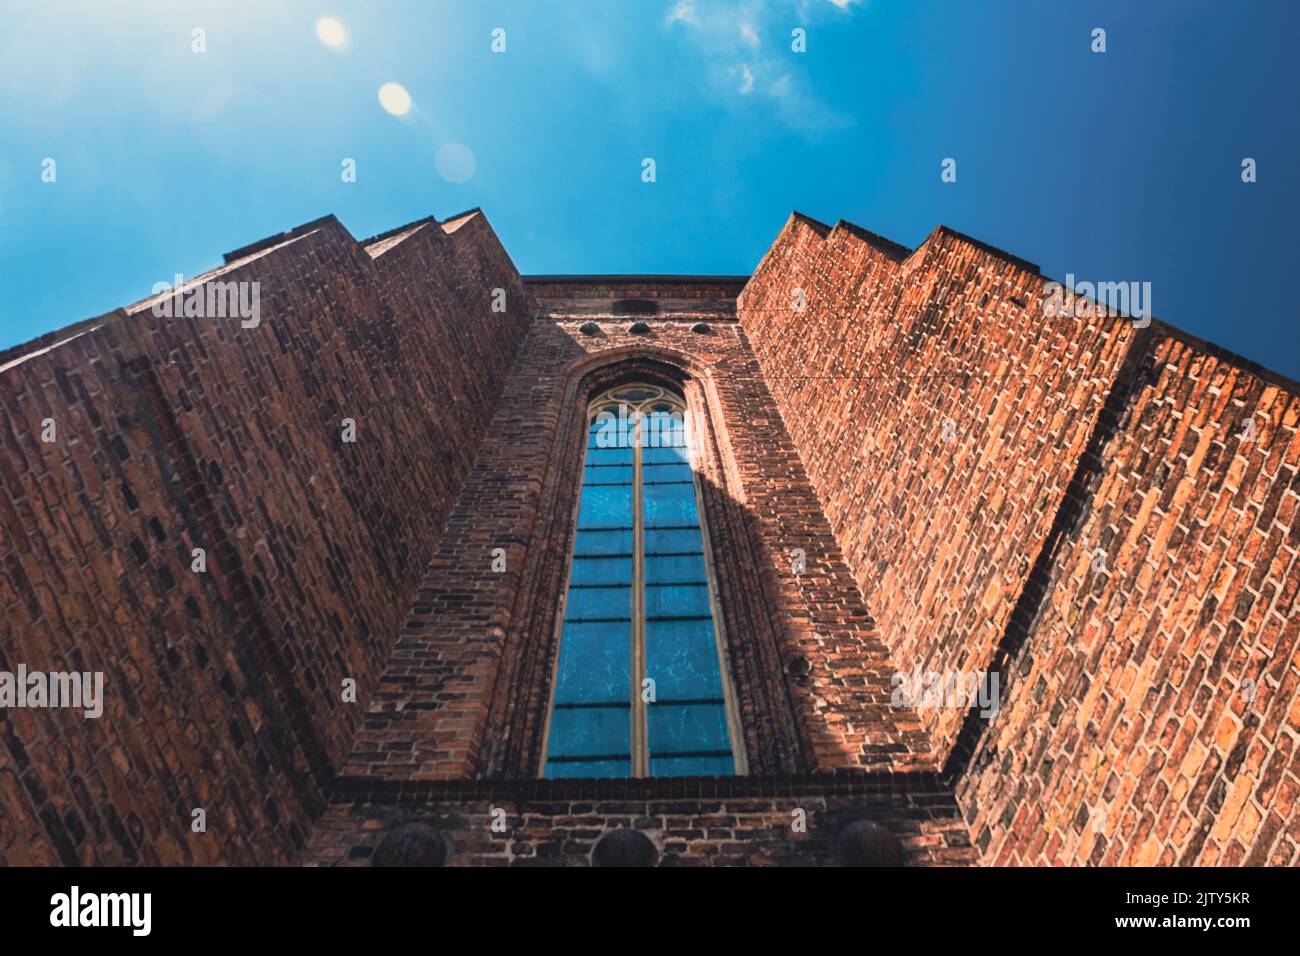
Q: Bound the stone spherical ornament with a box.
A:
[371,822,449,867]
[628,321,652,335]
[591,828,659,867]
[690,322,712,334]
[834,820,904,867]
[579,321,601,336]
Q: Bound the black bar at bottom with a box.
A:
[0,864,1284,942]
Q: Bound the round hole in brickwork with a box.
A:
[579,321,601,336]
[834,820,904,867]
[628,321,652,335]
[592,827,659,867]
[690,322,712,334]
[785,653,812,681]
[372,822,449,867]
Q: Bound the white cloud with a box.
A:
[736,63,755,94]
[661,0,856,133]
[665,0,699,27]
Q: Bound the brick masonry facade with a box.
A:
[1,209,1294,867]
[739,213,1299,867]
[306,776,971,867]
[0,211,533,864]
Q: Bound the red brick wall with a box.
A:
[739,214,1133,758]
[309,289,960,865]
[0,211,534,864]
[306,777,975,867]
[959,332,1300,865]
[738,212,1299,866]
[6,206,1295,869]
[526,278,747,317]
[338,310,935,784]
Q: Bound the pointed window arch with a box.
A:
[541,383,745,778]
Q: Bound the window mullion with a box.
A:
[631,405,648,777]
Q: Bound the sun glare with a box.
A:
[315,16,347,49]
[378,82,412,116]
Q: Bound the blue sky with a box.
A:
[2,0,1297,377]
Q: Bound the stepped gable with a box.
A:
[739,211,1300,867]
[0,209,535,864]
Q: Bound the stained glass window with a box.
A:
[542,383,743,778]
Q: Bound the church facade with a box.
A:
[0,209,1295,866]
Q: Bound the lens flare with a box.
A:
[315,17,346,48]
[378,82,412,116]
[436,142,476,183]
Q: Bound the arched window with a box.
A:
[541,383,744,778]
